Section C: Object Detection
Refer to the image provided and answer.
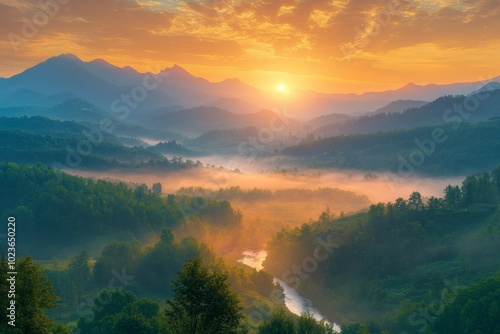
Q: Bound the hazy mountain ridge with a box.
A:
[283,118,500,176]
[370,99,428,115]
[315,89,500,137]
[2,54,499,119]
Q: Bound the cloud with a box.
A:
[0,0,499,92]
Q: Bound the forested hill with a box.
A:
[316,89,500,137]
[263,167,500,333]
[0,163,242,258]
[0,116,202,171]
[283,119,500,176]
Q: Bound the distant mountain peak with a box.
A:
[89,58,110,65]
[54,53,82,62]
[401,82,420,89]
[163,64,194,78]
[221,78,242,84]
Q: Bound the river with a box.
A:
[239,250,341,332]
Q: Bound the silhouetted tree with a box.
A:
[165,258,244,334]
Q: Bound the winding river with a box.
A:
[238,250,341,332]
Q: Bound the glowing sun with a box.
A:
[276,83,287,93]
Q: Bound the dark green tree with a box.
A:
[67,251,92,304]
[152,182,162,195]
[461,175,479,210]
[431,276,500,334]
[408,191,424,211]
[258,309,296,334]
[0,256,60,334]
[297,313,336,334]
[444,185,462,211]
[77,289,170,334]
[160,228,174,244]
[165,258,244,334]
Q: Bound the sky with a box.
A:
[0,0,499,93]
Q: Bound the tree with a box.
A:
[476,172,497,204]
[491,166,500,195]
[461,175,479,210]
[77,289,170,334]
[152,182,162,195]
[93,241,141,285]
[165,258,244,334]
[258,308,296,334]
[431,276,500,334]
[297,313,336,334]
[160,228,174,244]
[444,185,462,211]
[67,251,92,304]
[426,196,444,214]
[408,192,424,211]
[0,256,59,334]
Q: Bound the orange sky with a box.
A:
[1,0,499,94]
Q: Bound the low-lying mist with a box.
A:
[70,167,463,204]
[67,167,463,253]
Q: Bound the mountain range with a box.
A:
[1,54,499,119]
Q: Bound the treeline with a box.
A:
[0,116,203,171]
[148,140,203,156]
[2,252,279,334]
[2,235,328,333]
[0,163,242,258]
[283,119,500,175]
[177,186,370,207]
[264,167,500,332]
[316,89,500,137]
[258,309,336,334]
[44,231,212,306]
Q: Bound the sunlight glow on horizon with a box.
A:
[0,0,499,94]
[276,83,287,93]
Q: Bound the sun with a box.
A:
[276,83,287,93]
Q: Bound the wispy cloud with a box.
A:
[1,0,499,93]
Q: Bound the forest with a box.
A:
[0,116,203,171]
[0,163,240,258]
[264,168,500,333]
[284,119,500,175]
[1,162,499,333]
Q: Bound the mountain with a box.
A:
[185,127,260,154]
[1,53,499,123]
[206,97,260,114]
[469,81,500,96]
[360,78,500,101]
[79,58,143,86]
[286,77,500,118]
[148,140,203,157]
[314,89,500,137]
[307,113,353,130]
[283,118,500,176]
[132,106,301,137]
[0,54,183,109]
[150,67,265,108]
[0,98,108,122]
[1,54,122,106]
[370,100,428,115]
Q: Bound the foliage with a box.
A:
[165,258,245,334]
[76,289,170,334]
[0,163,242,258]
[258,309,336,334]
[430,275,500,334]
[265,168,500,332]
[0,256,61,334]
[284,119,500,175]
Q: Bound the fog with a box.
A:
[69,167,463,205]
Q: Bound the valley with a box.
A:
[1,15,500,332]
